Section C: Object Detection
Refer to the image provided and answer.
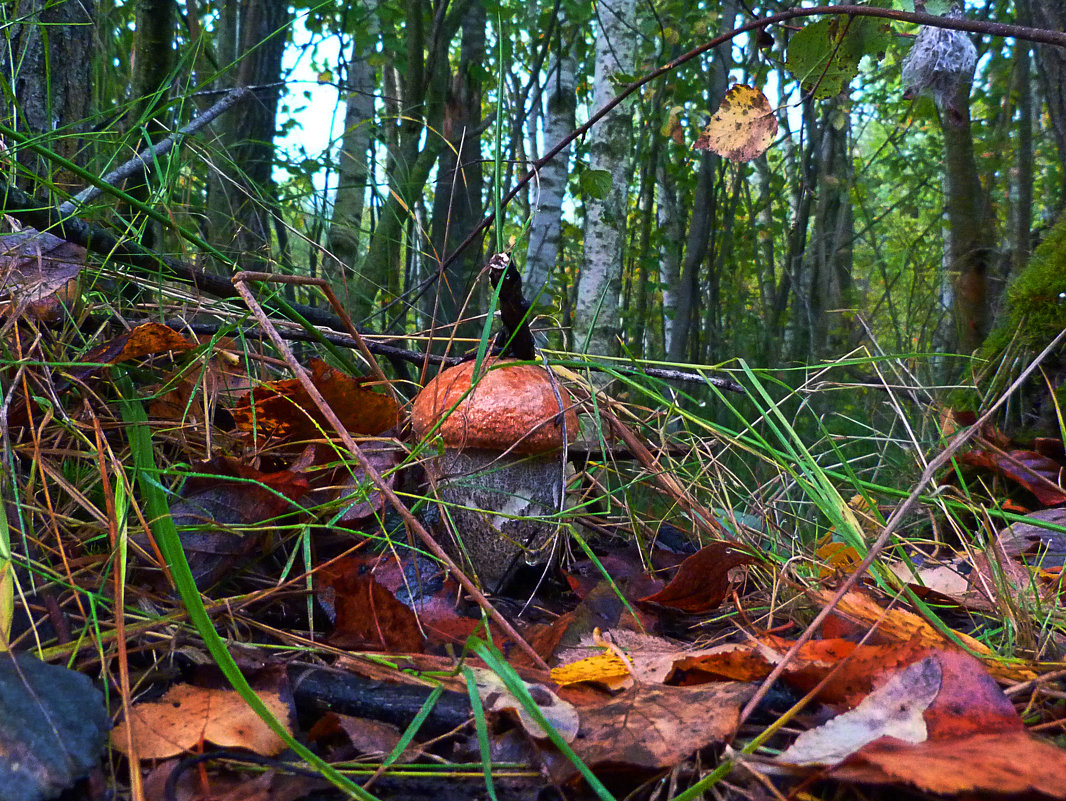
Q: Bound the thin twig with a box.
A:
[231,272,550,672]
[58,87,252,215]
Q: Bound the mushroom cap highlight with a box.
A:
[411,359,579,454]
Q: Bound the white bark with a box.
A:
[524,57,576,304]
[573,0,637,356]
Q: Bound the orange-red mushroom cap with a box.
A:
[411,359,579,454]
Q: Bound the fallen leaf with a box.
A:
[473,668,579,742]
[164,457,309,588]
[832,731,1066,797]
[956,449,1066,506]
[84,322,195,365]
[812,589,1036,682]
[323,568,424,653]
[0,229,85,322]
[232,358,399,443]
[552,682,754,782]
[111,683,292,759]
[639,542,756,612]
[694,84,778,162]
[778,656,941,765]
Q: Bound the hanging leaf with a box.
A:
[694,84,779,162]
[579,168,613,200]
[785,15,893,99]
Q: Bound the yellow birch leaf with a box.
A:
[694,84,778,162]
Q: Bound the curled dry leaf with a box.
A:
[640,541,756,613]
[111,683,292,759]
[778,656,941,766]
[232,358,399,443]
[473,668,580,743]
[694,84,778,162]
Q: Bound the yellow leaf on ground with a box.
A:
[551,650,632,691]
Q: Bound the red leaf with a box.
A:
[639,543,756,612]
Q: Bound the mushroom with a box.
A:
[411,358,579,589]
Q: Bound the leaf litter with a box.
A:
[6,292,1066,801]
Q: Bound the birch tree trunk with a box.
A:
[573,0,637,357]
[524,56,576,304]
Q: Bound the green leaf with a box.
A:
[580,168,613,200]
[785,15,893,99]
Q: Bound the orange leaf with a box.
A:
[232,358,399,442]
[111,684,292,759]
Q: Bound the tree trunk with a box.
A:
[524,56,576,304]
[128,0,177,247]
[430,1,486,336]
[326,43,377,313]
[573,0,637,357]
[938,83,996,355]
[1019,0,1066,202]
[1011,40,1034,278]
[0,0,95,197]
[205,0,291,270]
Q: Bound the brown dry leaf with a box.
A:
[0,228,85,321]
[777,656,941,765]
[694,84,778,162]
[164,457,310,588]
[144,759,325,801]
[232,358,399,443]
[322,568,424,653]
[307,712,423,761]
[111,684,292,759]
[84,322,195,365]
[639,542,756,613]
[813,589,1036,682]
[832,731,1066,797]
[551,682,754,783]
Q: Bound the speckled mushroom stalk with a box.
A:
[411,358,579,590]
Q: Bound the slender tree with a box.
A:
[573,0,637,357]
[205,1,292,269]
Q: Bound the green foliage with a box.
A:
[786,14,893,99]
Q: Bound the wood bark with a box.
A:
[573,0,637,357]
[205,0,291,270]
[0,0,95,196]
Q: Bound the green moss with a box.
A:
[985,215,1066,353]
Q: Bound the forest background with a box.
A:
[8,0,1065,391]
